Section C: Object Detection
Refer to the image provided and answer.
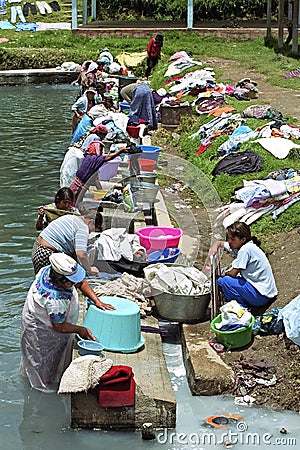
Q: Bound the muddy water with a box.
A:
[0,84,299,450]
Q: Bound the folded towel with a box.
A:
[97,365,136,408]
[58,355,113,394]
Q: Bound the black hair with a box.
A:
[226,221,261,247]
[96,82,106,91]
[155,33,164,46]
[54,187,75,206]
[50,268,74,285]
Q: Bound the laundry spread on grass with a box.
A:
[281,68,300,78]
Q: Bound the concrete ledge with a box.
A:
[181,322,234,395]
[0,69,79,86]
[71,319,176,430]
[73,27,274,40]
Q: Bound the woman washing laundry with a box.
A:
[69,140,128,203]
[35,187,78,231]
[71,88,97,134]
[32,209,102,276]
[20,253,114,393]
[209,221,277,311]
[128,82,158,130]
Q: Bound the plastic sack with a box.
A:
[215,300,252,330]
[123,184,138,212]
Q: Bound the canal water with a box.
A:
[0,84,299,449]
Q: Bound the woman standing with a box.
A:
[209,221,277,311]
[145,33,163,78]
[20,253,114,393]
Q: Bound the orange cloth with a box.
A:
[208,105,236,117]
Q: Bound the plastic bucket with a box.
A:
[83,297,145,353]
[210,314,255,349]
[137,145,162,163]
[136,226,183,251]
[126,125,140,138]
[98,157,121,181]
[120,101,130,113]
[128,158,156,172]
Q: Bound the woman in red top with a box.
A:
[145,33,163,78]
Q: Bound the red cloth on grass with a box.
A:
[98,365,135,408]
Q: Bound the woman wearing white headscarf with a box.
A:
[20,253,114,393]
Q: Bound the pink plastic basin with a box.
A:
[136,226,183,251]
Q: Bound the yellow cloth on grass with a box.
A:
[116,51,147,67]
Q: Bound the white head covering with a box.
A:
[49,253,86,283]
[86,61,98,73]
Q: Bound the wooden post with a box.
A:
[292,0,299,53]
[278,0,285,48]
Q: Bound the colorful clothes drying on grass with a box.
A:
[281,68,300,78]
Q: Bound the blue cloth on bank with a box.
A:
[15,21,37,32]
[0,19,15,29]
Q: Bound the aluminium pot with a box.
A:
[153,292,211,323]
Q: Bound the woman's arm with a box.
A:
[52,321,96,340]
[104,146,127,161]
[221,267,241,278]
[35,206,45,231]
[208,240,225,257]
[77,279,115,310]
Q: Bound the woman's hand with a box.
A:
[78,326,97,341]
[208,240,224,257]
[38,206,45,216]
[90,266,99,275]
[94,299,115,311]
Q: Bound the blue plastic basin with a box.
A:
[148,247,181,264]
[83,296,145,353]
[77,339,104,356]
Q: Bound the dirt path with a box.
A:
[202,56,300,121]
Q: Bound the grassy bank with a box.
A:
[1,29,299,242]
[1,30,300,89]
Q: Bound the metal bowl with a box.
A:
[131,182,159,203]
[122,171,157,185]
[153,292,211,323]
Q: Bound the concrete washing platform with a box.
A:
[70,171,233,430]
[0,69,78,86]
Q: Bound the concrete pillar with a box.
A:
[72,0,78,30]
[187,0,193,29]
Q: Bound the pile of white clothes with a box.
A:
[144,264,210,296]
[94,228,145,262]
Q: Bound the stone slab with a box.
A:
[181,322,234,396]
[71,317,176,430]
